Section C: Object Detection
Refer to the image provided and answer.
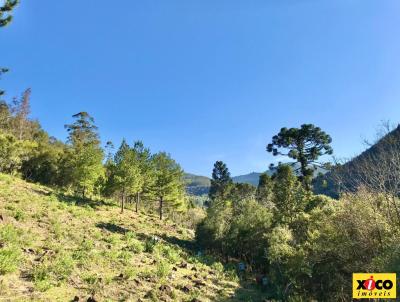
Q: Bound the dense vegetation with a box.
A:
[197,160,400,301]
[2,3,400,301]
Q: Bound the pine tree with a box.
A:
[113,140,143,213]
[65,112,104,197]
[132,140,154,213]
[208,161,232,203]
[151,152,186,220]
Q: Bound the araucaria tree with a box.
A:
[151,152,186,220]
[209,161,232,203]
[267,124,333,190]
[65,112,104,197]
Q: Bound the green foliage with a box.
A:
[272,165,307,224]
[0,131,37,174]
[21,138,65,185]
[151,152,187,219]
[124,232,144,253]
[0,224,23,275]
[197,198,272,266]
[0,0,18,27]
[209,161,232,202]
[111,140,143,211]
[155,259,171,279]
[65,112,104,197]
[0,246,21,274]
[154,244,181,264]
[197,157,400,300]
[256,172,274,207]
[267,124,333,189]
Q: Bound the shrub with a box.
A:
[0,224,21,246]
[0,247,21,274]
[154,244,180,264]
[124,232,144,254]
[144,238,157,253]
[155,259,171,279]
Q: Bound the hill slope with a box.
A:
[0,174,266,301]
[232,173,262,187]
[314,125,400,197]
[184,173,211,196]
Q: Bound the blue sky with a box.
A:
[1,0,400,176]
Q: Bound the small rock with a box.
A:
[178,262,188,269]
[193,280,206,288]
[159,284,173,295]
[181,285,192,293]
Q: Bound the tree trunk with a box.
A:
[136,192,140,213]
[121,191,125,214]
[159,196,163,220]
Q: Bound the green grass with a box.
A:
[0,173,266,301]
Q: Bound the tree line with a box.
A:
[0,93,187,219]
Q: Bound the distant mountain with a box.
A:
[232,172,265,186]
[185,163,329,196]
[184,173,210,196]
[184,172,263,196]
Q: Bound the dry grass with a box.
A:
[0,174,266,302]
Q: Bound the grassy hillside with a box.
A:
[0,174,267,301]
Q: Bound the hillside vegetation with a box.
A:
[315,125,400,197]
[0,174,267,302]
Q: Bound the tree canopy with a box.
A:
[267,124,333,189]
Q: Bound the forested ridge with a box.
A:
[2,2,400,301]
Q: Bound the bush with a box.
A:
[124,232,144,254]
[155,259,171,279]
[0,224,21,245]
[0,247,21,274]
[154,244,180,264]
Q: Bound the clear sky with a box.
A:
[1,0,400,177]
